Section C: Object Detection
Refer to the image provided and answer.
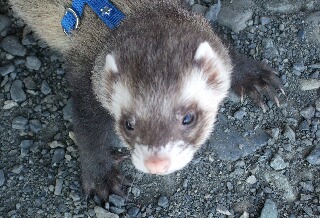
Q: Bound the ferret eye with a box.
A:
[182,113,194,125]
[125,121,134,131]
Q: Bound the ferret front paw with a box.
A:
[231,58,284,111]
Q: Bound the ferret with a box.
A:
[8,0,282,202]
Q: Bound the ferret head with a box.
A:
[92,35,232,175]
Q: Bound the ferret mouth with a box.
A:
[130,141,195,175]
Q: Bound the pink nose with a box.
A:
[144,157,171,174]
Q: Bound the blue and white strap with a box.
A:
[61,0,125,36]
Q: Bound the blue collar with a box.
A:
[61,0,125,36]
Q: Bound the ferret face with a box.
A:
[92,41,232,175]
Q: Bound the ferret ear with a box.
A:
[104,54,118,73]
[194,41,215,61]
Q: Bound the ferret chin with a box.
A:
[9,0,283,201]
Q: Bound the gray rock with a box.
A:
[69,191,80,201]
[94,206,119,218]
[109,206,125,214]
[293,63,306,72]
[52,148,65,164]
[29,119,42,133]
[283,125,295,143]
[234,109,247,120]
[23,76,37,90]
[48,141,65,149]
[0,169,5,186]
[12,116,28,130]
[270,154,288,170]
[54,178,63,195]
[209,121,270,161]
[205,0,221,22]
[305,11,320,46]
[56,68,65,75]
[299,181,314,192]
[265,171,296,201]
[131,187,141,198]
[127,207,140,217]
[315,98,320,111]
[300,106,315,120]
[300,79,320,91]
[298,120,309,130]
[0,15,12,32]
[260,199,278,218]
[263,0,303,13]
[63,99,73,121]
[260,17,271,25]
[306,146,320,165]
[158,196,169,208]
[0,64,15,76]
[20,140,33,157]
[191,4,208,15]
[268,128,280,140]
[217,0,254,32]
[0,36,27,56]
[40,80,51,95]
[26,56,41,70]
[11,165,23,174]
[108,194,126,208]
[10,80,26,102]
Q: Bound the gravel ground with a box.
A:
[1,0,320,217]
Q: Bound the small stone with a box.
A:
[279,24,285,31]
[10,80,26,102]
[246,175,257,184]
[293,63,306,72]
[306,146,320,165]
[131,187,140,198]
[29,119,42,133]
[63,99,73,121]
[3,100,18,110]
[127,207,140,217]
[191,4,208,15]
[25,56,42,70]
[48,141,65,148]
[205,1,221,22]
[69,191,80,201]
[260,199,278,218]
[0,15,12,32]
[260,17,271,25]
[12,116,28,130]
[109,194,126,208]
[300,106,315,120]
[158,196,169,208]
[54,178,63,195]
[216,204,232,215]
[300,79,320,91]
[265,171,296,201]
[23,77,37,90]
[299,181,314,192]
[315,98,320,111]
[52,148,65,164]
[298,120,309,130]
[0,36,27,56]
[268,128,280,140]
[56,68,65,75]
[11,165,23,174]
[0,64,15,76]
[109,207,125,214]
[20,140,33,157]
[283,125,295,143]
[0,169,5,186]
[270,154,288,170]
[41,80,51,95]
[94,206,119,218]
[234,109,247,120]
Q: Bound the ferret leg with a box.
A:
[229,50,284,110]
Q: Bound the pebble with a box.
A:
[127,207,140,217]
[0,64,15,76]
[41,80,52,95]
[3,100,18,110]
[263,0,302,13]
[131,187,141,198]
[246,175,257,184]
[315,98,320,111]
[260,199,278,218]
[205,0,221,22]
[20,140,33,157]
[54,178,63,195]
[26,56,42,70]
[94,206,119,218]
[69,191,80,201]
[306,146,320,165]
[23,76,37,90]
[0,169,5,186]
[0,15,11,32]
[11,165,23,174]
[300,79,320,91]
[270,154,288,170]
[191,4,208,15]
[300,106,315,120]
[293,63,305,72]
[216,204,232,215]
[299,181,314,192]
[260,17,271,25]
[109,206,125,214]
[268,128,280,140]
[0,36,27,56]
[49,141,65,148]
[217,0,254,32]
[10,80,26,102]
[12,116,28,130]
[108,194,126,208]
[29,119,42,133]
[158,196,169,208]
[283,125,295,143]
[234,109,247,120]
[265,171,296,201]
[52,148,65,164]
[298,120,309,130]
